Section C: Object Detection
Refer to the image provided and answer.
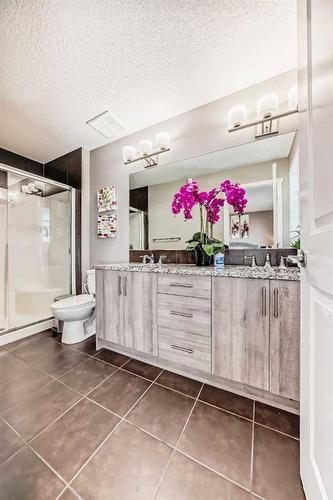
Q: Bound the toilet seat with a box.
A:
[51,294,95,312]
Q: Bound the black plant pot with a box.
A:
[194,246,213,267]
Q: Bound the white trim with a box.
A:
[0,318,55,346]
[81,149,90,291]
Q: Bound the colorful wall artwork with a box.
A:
[97,186,117,212]
[97,213,117,239]
[97,186,117,238]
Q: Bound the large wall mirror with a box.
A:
[129,131,299,251]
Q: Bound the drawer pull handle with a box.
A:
[273,288,279,318]
[170,311,193,318]
[261,287,267,316]
[170,344,193,354]
[118,275,122,295]
[170,282,193,288]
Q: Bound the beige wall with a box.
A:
[90,70,297,264]
[148,159,289,249]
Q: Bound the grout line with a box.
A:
[196,397,253,422]
[153,380,198,400]
[254,421,300,441]
[122,417,175,449]
[66,369,164,489]
[27,367,120,444]
[152,383,204,499]
[0,417,27,468]
[28,445,67,487]
[119,365,162,383]
[175,448,265,500]
[55,484,84,500]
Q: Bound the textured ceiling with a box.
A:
[0,0,297,163]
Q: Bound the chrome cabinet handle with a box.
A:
[273,288,279,318]
[261,287,267,316]
[170,282,193,288]
[123,276,127,296]
[170,344,193,354]
[170,311,193,318]
[118,275,122,295]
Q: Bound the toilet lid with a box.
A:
[51,294,95,311]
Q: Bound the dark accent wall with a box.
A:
[44,149,82,293]
[130,186,149,250]
[130,186,148,212]
[0,148,43,176]
[0,147,82,294]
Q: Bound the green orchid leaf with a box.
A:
[186,241,199,251]
[202,244,214,256]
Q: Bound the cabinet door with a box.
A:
[270,280,300,400]
[212,277,270,390]
[103,271,125,345]
[123,272,157,355]
[95,269,105,339]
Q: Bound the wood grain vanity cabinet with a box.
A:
[96,268,300,410]
[157,274,212,372]
[269,280,300,400]
[96,270,156,355]
[212,277,270,390]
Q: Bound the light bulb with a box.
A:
[139,139,153,156]
[257,93,279,119]
[228,105,247,129]
[155,132,170,150]
[123,145,136,163]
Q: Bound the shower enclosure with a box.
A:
[0,165,74,334]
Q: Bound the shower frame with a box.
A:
[0,162,76,334]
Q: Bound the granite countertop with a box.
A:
[94,263,300,281]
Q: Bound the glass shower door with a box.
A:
[7,172,72,330]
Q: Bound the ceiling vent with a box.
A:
[86,111,126,138]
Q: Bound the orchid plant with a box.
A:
[171,179,247,258]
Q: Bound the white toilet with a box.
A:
[51,269,96,344]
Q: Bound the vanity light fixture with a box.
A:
[123,132,171,168]
[228,88,299,138]
[22,180,45,196]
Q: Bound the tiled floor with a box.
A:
[0,330,305,500]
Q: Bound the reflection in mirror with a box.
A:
[129,131,299,252]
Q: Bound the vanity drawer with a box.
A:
[158,328,211,373]
[158,294,211,337]
[157,274,211,299]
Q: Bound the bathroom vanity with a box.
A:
[95,264,300,412]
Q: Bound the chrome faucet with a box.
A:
[140,254,154,264]
[244,255,257,267]
[279,256,287,270]
[157,255,167,265]
[264,253,271,269]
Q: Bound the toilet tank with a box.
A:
[86,269,96,295]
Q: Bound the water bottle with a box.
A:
[214,252,225,269]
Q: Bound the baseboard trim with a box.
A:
[0,319,55,346]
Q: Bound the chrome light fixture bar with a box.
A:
[124,147,170,168]
[228,108,298,135]
[228,86,299,138]
[123,132,171,168]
